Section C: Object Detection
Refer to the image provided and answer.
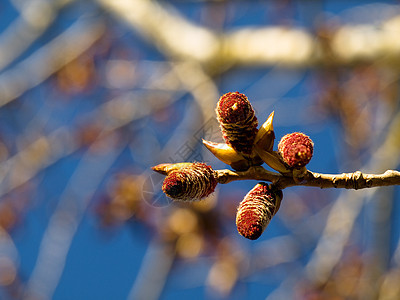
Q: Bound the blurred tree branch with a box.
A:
[24,135,125,300]
[97,0,400,70]
[0,0,75,71]
[0,16,104,107]
[128,240,175,300]
[0,89,180,198]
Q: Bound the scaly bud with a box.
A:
[278,132,314,168]
[253,112,289,173]
[254,111,275,152]
[255,148,291,174]
[152,162,193,175]
[202,139,250,171]
[162,163,217,201]
[236,183,282,240]
[216,92,258,156]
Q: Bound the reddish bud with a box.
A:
[162,163,217,201]
[236,183,282,240]
[278,132,314,168]
[216,92,258,156]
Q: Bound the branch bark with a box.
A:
[216,166,400,190]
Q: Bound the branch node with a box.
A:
[352,171,364,190]
[332,176,338,188]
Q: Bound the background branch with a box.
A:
[97,0,400,69]
[0,16,104,107]
[0,0,74,72]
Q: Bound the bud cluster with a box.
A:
[216,92,258,156]
[236,183,282,240]
[154,91,316,241]
[162,163,217,201]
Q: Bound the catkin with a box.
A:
[278,132,314,168]
[236,183,282,240]
[162,163,217,201]
[216,92,258,156]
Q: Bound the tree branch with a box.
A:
[97,0,400,68]
[216,166,400,190]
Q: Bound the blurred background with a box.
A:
[1,0,400,299]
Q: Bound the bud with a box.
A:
[202,139,250,171]
[152,163,192,175]
[236,183,282,240]
[278,132,314,168]
[216,92,258,156]
[254,111,275,152]
[162,163,217,201]
[255,149,291,174]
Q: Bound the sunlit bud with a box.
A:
[236,183,282,240]
[255,148,291,174]
[202,139,250,171]
[152,162,193,175]
[254,111,275,152]
[278,132,314,168]
[162,163,217,201]
[216,92,258,156]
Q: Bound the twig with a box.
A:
[216,167,400,190]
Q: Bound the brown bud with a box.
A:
[162,163,217,201]
[216,92,258,156]
[236,183,282,240]
[278,132,314,168]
